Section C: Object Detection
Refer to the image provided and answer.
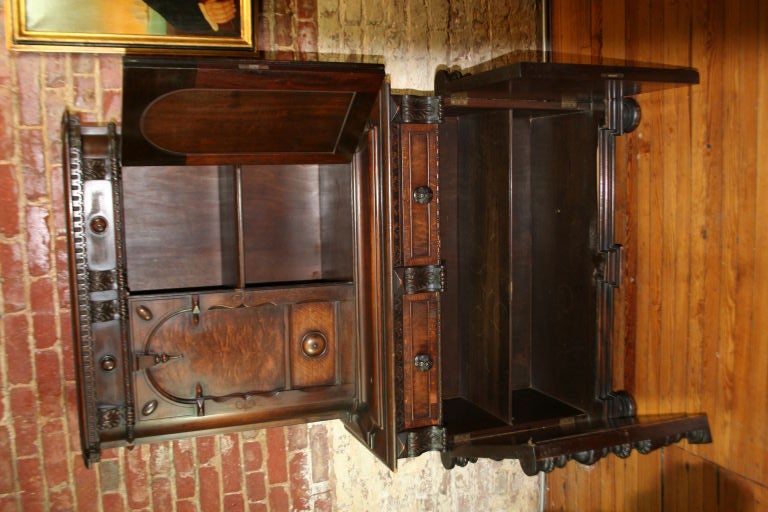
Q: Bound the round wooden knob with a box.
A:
[301,332,327,358]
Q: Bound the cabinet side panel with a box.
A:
[528,111,600,413]
[457,111,511,422]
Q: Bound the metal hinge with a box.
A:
[134,352,183,370]
[395,264,446,295]
[602,245,622,287]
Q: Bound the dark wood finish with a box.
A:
[121,57,384,166]
[65,54,710,477]
[399,123,440,267]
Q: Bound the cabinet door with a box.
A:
[129,285,357,438]
[121,56,384,166]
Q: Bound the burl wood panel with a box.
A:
[547,0,768,508]
[290,301,337,389]
[399,124,440,267]
[402,292,441,428]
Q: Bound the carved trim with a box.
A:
[526,429,709,476]
[397,426,446,458]
[88,269,117,292]
[108,122,135,443]
[399,264,445,294]
[398,95,444,124]
[90,299,118,323]
[83,158,108,181]
[97,405,123,431]
[64,113,101,464]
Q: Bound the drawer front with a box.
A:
[400,124,440,266]
[129,285,355,423]
[402,292,441,428]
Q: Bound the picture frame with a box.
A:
[6,0,253,52]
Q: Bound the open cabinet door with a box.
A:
[340,85,399,470]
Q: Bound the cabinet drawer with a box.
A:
[290,300,345,389]
[402,292,441,428]
[400,124,440,266]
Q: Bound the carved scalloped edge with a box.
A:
[64,113,101,466]
[525,428,713,477]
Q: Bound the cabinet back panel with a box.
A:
[456,110,512,422]
[122,166,237,292]
[241,165,353,285]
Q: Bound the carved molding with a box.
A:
[90,299,118,323]
[398,95,444,124]
[88,269,117,292]
[97,405,123,431]
[399,265,446,295]
[397,426,446,458]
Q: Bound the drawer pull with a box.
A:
[414,354,434,372]
[413,186,433,205]
[301,331,327,358]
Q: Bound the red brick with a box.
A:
[0,164,19,236]
[16,54,41,126]
[20,128,47,200]
[151,476,172,511]
[60,322,76,381]
[41,419,69,488]
[17,457,45,511]
[245,471,266,502]
[221,433,242,493]
[0,496,19,512]
[150,442,172,475]
[6,314,32,385]
[314,491,333,512]
[35,350,63,420]
[64,382,82,450]
[0,89,12,160]
[176,499,198,512]
[44,88,66,166]
[0,426,15,493]
[288,451,310,511]
[26,205,51,276]
[44,54,66,88]
[197,435,216,465]
[102,492,126,512]
[223,493,246,512]
[268,486,290,512]
[297,21,318,58]
[174,438,196,499]
[249,503,267,512]
[286,424,308,451]
[11,387,39,458]
[0,242,25,312]
[296,0,317,20]
[257,14,270,51]
[99,459,121,493]
[274,13,294,47]
[74,75,96,111]
[99,56,123,89]
[48,488,75,511]
[103,89,121,123]
[310,424,329,483]
[51,166,67,237]
[31,278,57,349]
[125,444,151,509]
[72,54,95,74]
[243,438,263,472]
[198,465,221,512]
[55,236,71,309]
[266,428,287,484]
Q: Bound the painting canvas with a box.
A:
[7,0,253,51]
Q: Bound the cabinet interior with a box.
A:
[441,107,600,434]
[122,163,354,293]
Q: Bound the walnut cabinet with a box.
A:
[64,55,711,474]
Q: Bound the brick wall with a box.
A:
[0,1,540,510]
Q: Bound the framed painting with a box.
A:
[6,0,253,52]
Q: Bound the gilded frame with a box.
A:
[6,0,253,52]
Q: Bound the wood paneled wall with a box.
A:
[547,0,768,509]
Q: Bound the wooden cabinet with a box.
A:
[64,55,711,474]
